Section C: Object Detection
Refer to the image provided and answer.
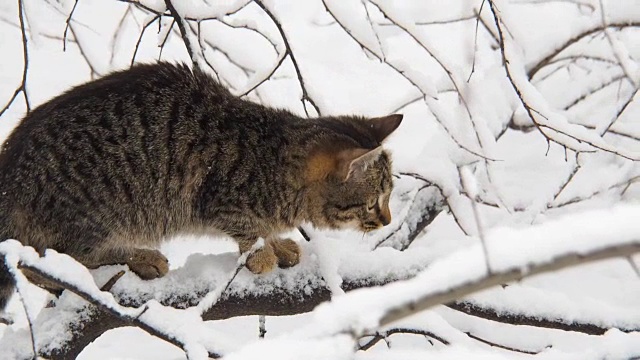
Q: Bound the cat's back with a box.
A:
[0,63,237,248]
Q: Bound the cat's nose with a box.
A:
[379,205,391,226]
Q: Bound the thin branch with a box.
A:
[156,19,175,62]
[163,0,197,68]
[253,0,321,116]
[62,0,79,51]
[0,0,31,117]
[528,22,640,79]
[100,270,126,292]
[131,15,160,67]
[599,0,640,87]
[11,274,37,360]
[467,0,486,82]
[465,331,541,354]
[358,328,449,351]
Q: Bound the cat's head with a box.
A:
[305,114,403,233]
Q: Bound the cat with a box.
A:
[0,62,402,312]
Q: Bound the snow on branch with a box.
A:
[488,0,640,160]
[3,203,639,359]
[216,205,640,359]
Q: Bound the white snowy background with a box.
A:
[0,0,639,359]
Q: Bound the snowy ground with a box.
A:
[1,0,639,359]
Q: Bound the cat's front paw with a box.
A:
[246,246,278,274]
[127,249,169,280]
[271,238,301,268]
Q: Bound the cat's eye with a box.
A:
[367,198,377,212]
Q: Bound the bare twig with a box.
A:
[467,0,486,82]
[528,22,640,79]
[131,15,160,67]
[0,0,31,117]
[157,19,175,61]
[465,331,541,354]
[62,0,79,51]
[253,0,321,116]
[163,0,198,68]
[100,270,126,292]
[358,328,449,351]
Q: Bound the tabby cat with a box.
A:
[0,62,402,312]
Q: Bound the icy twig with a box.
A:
[368,0,486,151]
[100,270,126,292]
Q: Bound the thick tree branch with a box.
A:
[379,242,640,327]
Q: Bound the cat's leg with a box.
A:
[236,237,278,274]
[81,248,169,280]
[269,238,301,269]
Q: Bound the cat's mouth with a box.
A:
[361,222,384,233]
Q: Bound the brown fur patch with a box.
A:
[305,153,336,182]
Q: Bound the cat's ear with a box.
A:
[369,114,403,143]
[336,147,384,182]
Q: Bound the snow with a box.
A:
[1,0,640,359]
